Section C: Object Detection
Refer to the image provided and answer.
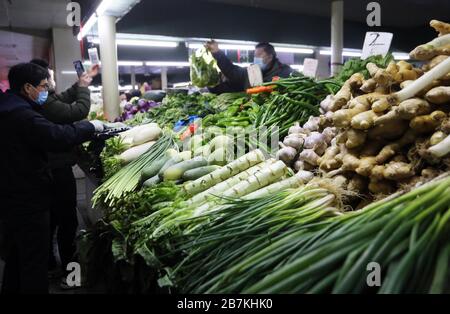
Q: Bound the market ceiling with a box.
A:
[111,0,449,51]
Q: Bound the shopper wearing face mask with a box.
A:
[205,41,293,94]
[29,59,98,287]
[0,63,105,294]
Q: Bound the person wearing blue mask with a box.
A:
[206,41,293,94]
[0,63,105,294]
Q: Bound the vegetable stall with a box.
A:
[79,20,450,294]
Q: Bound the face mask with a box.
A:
[254,57,268,71]
[36,90,48,105]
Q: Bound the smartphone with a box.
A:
[88,47,100,65]
[73,60,85,77]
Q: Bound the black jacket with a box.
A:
[40,84,91,169]
[209,51,293,94]
[0,91,95,217]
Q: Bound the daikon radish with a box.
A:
[119,141,155,164]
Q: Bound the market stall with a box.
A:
[77,19,450,294]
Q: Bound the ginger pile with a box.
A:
[277,20,450,197]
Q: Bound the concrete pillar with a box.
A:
[331,0,344,76]
[130,66,136,90]
[161,67,168,89]
[98,15,120,121]
[52,27,81,93]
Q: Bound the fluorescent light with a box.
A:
[234,63,251,67]
[393,52,410,60]
[91,37,178,48]
[320,50,362,57]
[145,61,190,67]
[187,43,254,51]
[61,71,77,75]
[219,44,255,51]
[118,61,144,66]
[290,65,304,71]
[275,47,314,54]
[116,39,178,47]
[77,14,98,41]
[173,82,191,88]
[89,85,134,91]
[187,43,204,49]
[96,0,114,15]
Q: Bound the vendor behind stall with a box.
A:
[206,41,293,94]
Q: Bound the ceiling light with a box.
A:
[145,61,190,67]
[320,50,362,57]
[275,47,314,54]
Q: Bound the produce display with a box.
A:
[79,19,450,295]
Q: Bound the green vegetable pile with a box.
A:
[145,92,217,128]
[190,47,221,88]
[335,53,394,83]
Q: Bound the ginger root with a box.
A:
[346,129,367,148]
[368,120,409,140]
[409,110,447,133]
[368,179,395,195]
[329,73,364,112]
[375,129,417,163]
[374,98,432,126]
[430,20,450,36]
[351,110,381,130]
[425,86,450,104]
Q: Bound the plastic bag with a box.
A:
[190,47,220,88]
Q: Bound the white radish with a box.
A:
[119,141,155,164]
[222,161,287,198]
[132,125,162,146]
[183,150,266,195]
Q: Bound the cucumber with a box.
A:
[143,175,161,188]
[141,156,169,182]
[162,157,208,181]
[182,165,222,181]
[158,155,183,179]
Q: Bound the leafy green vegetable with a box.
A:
[190,47,221,88]
[335,53,394,83]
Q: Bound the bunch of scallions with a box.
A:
[169,175,450,294]
[92,132,177,208]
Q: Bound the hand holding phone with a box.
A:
[73,60,85,77]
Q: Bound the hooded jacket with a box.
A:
[0,91,95,218]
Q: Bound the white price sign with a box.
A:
[302,58,319,78]
[361,32,393,60]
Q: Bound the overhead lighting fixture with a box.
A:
[145,61,190,67]
[393,52,410,60]
[61,70,77,75]
[290,65,304,71]
[96,0,114,16]
[187,43,254,51]
[117,61,144,66]
[91,38,178,48]
[77,0,140,41]
[275,47,314,54]
[319,50,362,57]
[77,14,98,41]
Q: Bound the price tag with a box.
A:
[361,32,393,60]
[302,58,319,78]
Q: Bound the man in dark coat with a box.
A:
[206,42,293,94]
[30,59,94,282]
[0,63,104,293]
